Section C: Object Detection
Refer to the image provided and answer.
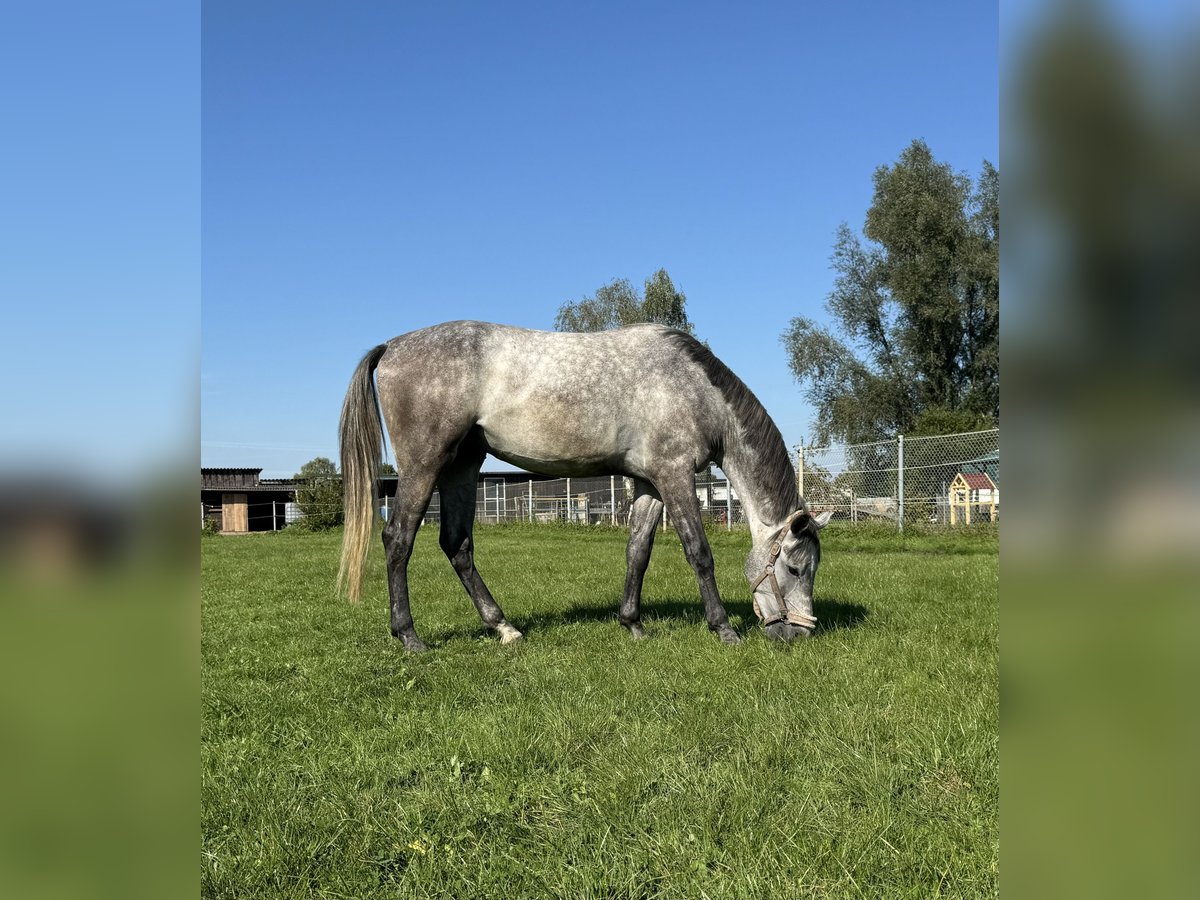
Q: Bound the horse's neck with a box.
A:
[720,434,795,551]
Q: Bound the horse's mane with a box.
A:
[661,329,800,521]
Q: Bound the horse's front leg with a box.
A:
[656,475,741,645]
[620,480,663,639]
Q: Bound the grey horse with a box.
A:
[338,321,831,651]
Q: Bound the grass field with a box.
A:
[202,523,998,899]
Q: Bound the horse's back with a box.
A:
[377,320,690,398]
[374,321,723,476]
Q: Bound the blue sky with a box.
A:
[1,2,198,480]
[202,1,997,477]
[0,2,995,482]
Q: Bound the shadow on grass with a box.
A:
[812,597,871,633]
[440,594,869,641]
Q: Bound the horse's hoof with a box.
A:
[716,626,742,645]
[627,623,648,641]
[497,623,523,644]
[402,637,429,653]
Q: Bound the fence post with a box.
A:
[272,500,278,531]
[797,445,805,497]
[897,433,905,532]
[528,480,534,523]
[727,478,733,531]
[610,475,617,525]
[565,477,571,523]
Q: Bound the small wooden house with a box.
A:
[949,472,998,525]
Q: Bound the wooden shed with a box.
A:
[201,468,296,533]
[949,472,998,525]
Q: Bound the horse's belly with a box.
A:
[478,418,624,477]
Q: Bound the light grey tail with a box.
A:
[337,343,388,603]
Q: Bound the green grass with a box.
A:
[202,523,997,899]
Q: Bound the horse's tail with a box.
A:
[337,343,389,604]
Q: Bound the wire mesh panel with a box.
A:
[800,438,899,524]
[799,428,998,528]
[900,429,999,526]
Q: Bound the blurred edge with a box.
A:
[1004,2,1200,899]
[0,0,199,898]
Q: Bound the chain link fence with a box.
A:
[202,471,748,532]
[799,428,999,528]
[402,472,746,529]
[203,428,997,532]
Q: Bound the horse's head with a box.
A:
[747,507,833,642]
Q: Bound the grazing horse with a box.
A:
[338,321,831,651]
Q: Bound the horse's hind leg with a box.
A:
[383,471,438,652]
[620,479,663,640]
[437,443,522,644]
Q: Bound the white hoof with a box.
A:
[497,624,523,644]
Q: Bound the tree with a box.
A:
[782,140,998,445]
[555,269,695,333]
[640,269,693,332]
[293,456,343,529]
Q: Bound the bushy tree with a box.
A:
[555,269,695,333]
[640,269,693,332]
[293,456,343,529]
[782,141,998,444]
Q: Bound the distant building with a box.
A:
[694,465,741,523]
[201,468,297,533]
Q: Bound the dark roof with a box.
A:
[201,467,291,491]
[958,473,996,490]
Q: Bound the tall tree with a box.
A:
[555,269,695,333]
[640,268,692,332]
[782,140,999,444]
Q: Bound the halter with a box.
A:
[749,510,820,630]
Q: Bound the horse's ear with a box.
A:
[789,510,811,534]
[813,509,833,530]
